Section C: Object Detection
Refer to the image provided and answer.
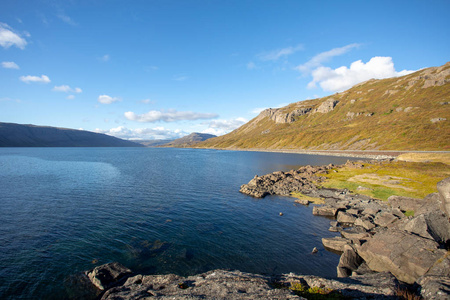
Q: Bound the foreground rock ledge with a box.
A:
[85,265,400,299]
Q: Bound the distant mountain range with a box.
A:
[0,123,143,147]
[198,62,450,151]
[135,139,175,147]
[161,132,216,147]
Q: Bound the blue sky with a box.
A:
[1,0,449,140]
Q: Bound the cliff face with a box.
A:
[0,123,143,147]
[198,62,450,151]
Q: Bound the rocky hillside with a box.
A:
[199,62,450,151]
[162,132,216,147]
[0,122,143,147]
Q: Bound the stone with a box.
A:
[337,245,363,278]
[314,98,339,113]
[356,229,447,284]
[388,195,423,213]
[431,117,447,123]
[102,269,300,299]
[312,206,338,217]
[341,230,371,241]
[361,207,379,217]
[400,210,450,244]
[294,198,309,205]
[336,211,357,224]
[437,177,450,219]
[417,276,450,300]
[373,211,398,227]
[354,216,376,230]
[281,272,399,298]
[312,247,318,254]
[322,237,350,254]
[85,262,133,291]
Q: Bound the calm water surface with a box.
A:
[0,148,360,299]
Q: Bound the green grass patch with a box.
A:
[290,191,325,204]
[322,160,449,201]
[404,210,415,217]
[290,282,346,300]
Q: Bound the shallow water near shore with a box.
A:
[0,147,361,299]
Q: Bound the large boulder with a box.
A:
[356,229,447,284]
[437,177,450,219]
[322,237,350,254]
[85,262,133,291]
[337,245,363,277]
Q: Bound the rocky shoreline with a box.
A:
[81,160,450,299]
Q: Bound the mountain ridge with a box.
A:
[197,62,450,151]
[162,132,216,147]
[0,122,143,147]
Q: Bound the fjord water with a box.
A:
[0,148,358,299]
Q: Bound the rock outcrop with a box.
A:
[85,262,133,291]
[84,267,400,300]
[261,106,313,124]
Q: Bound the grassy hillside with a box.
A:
[198,62,450,151]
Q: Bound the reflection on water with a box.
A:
[0,147,360,299]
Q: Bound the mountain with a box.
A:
[135,139,175,147]
[0,123,143,147]
[162,132,216,147]
[198,62,450,151]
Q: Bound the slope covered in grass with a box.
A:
[198,62,450,151]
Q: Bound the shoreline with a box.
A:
[190,146,450,160]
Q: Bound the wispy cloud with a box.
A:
[140,99,154,104]
[247,61,257,70]
[125,109,218,123]
[0,23,28,49]
[296,43,361,74]
[66,95,75,100]
[19,74,51,84]
[57,12,77,26]
[52,85,82,93]
[98,94,121,104]
[173,75,189,81]
[1,61,19,69]
[100,54,110,62]
[307,56,415,92]
[257,44,304,61]
[201,117,248,136]
[95,126,187,140]
[0,97,21,103]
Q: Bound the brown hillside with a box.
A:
[198,62,450,151]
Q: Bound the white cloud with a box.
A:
[0,23,28,49]
[94,126,187,140]
[140,99,154,104]
[52,85,71,92]
[247,61,257,70]
[52,85,82,93]
[173,75,188,81]
[296,43,361,74]
[66,95,75,100]
[257,44,304,61]
[307,56,415,92]
[125,109,218,123]
[201,117,248,136]
[57,13,77,26]
[100,54,110,62]
[2,61,19,69]
[19,74,51,84]
[98,94,120,104]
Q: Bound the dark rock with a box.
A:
[437,177,450,219]
[337,245,363,278]
[322,237,350,254]
[354,216,376,230]
[312,206,338,217]
[388,195,424,212]
[337,211,357,224]
[356,229,447,284]
[102,269,300,299]
[373,211,398,227]
[399,210,450,244]
[417,276,450,300]
[85,262,133,291]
